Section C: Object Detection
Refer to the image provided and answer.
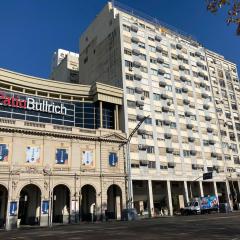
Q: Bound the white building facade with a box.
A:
[78,1,240,216]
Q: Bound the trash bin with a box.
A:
[219,203,232,213]
[121,208,138,221]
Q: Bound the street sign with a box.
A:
[203,172,213,180]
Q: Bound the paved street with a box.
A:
[1,212,240,240]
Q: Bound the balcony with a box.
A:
[132,49,140,56]
[136,114,145,121]
[180,76,187,82]
[183,99,190,105]
[134,73,142,81]
[164,133,172,139]
[195,51,201,57]
[131,36,139,43]
[205,116,212,121]
[190,150,197,156]
[156,46,163,53]
[168,162,175,168]
[133,61,141,68]
[135,87,143,94]
[159,81,166,87]
[176,43,182,50]
[211,152,217,158]
[186,124,194,129]
[188,137,195,142]
[158,69,165,75]
[179,65,186,71]
[166,147,174,154]
[157,57,164,64]
[138,144,148,151]
[182,87,188,93]
[130,25,138,32]
[136,100,144,107]
[162,106,170,112]
[161,93,169,100]
[177,54,184,60]
[163,120,171,126]
[155,35,162,42]
[203,104,210,110]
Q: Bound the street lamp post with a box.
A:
[119,115,150,209]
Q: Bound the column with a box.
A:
[115,105,119,130]
[213,181,219,204]
[184,181,189,203]
[199,181,204,197]
[225,180,233,210]
[237,180,240,193]
[100,101,103,128]
[70,194,79,223]
[40,198,50,227]
[167,180,173,216]
[148,180,154,217]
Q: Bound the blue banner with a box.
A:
[9,201,17,216]
[42,201,49,214]
[56,148,68,164]
[109,152,118,166]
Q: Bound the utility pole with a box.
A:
[120,115,150,209]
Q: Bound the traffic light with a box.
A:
[203,172,213,180]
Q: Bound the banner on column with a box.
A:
[42,200,49,214]
[9,201,17,216]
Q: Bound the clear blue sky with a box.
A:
[0,0,239,78]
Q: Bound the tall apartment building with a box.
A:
[50,49,79,83]
[78,1,240,216]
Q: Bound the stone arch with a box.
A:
[106,184,122,220]
[0,184,8,228]
[52,184,70,224]
[80,184,96,221]
[18,184,41,226]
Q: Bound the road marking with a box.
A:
[185,215,240,222]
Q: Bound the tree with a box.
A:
[206,0,240,35]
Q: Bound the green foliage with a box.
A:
[206,0,240,35]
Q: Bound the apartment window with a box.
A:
[149,45,156,52]
[184,69,190,75]
[203,140,209,146]
[122,24,130,32]
[164,73,171,80]
[144,118,152,125]
[140,66,148,73]
[218,69,224,78]
[139,53,147,61]
[148,161,156,169]
[125,60,133,68]
[163,63,170,68]
[150,68,158,76]
[190,52,195,57]
[150,57,157,64]
[127,100,136,108]
[171,54,178,60]
[162,50,169,57]
[126,87,135,95]
[170,122,177,129]
[126,73,134,81]
[170,43,176,49]
[183,150,191,157]
[175,88,182,94]
[193,71,198,77]
[138,41,145,49]
[156,119,163,126]
[148,36,154,41]
[165,84,172,91]
[153,93,161,101]
[143,91,150,98]
[183,59,189,64]
[147,146,155,154]
[124,48,132,56]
